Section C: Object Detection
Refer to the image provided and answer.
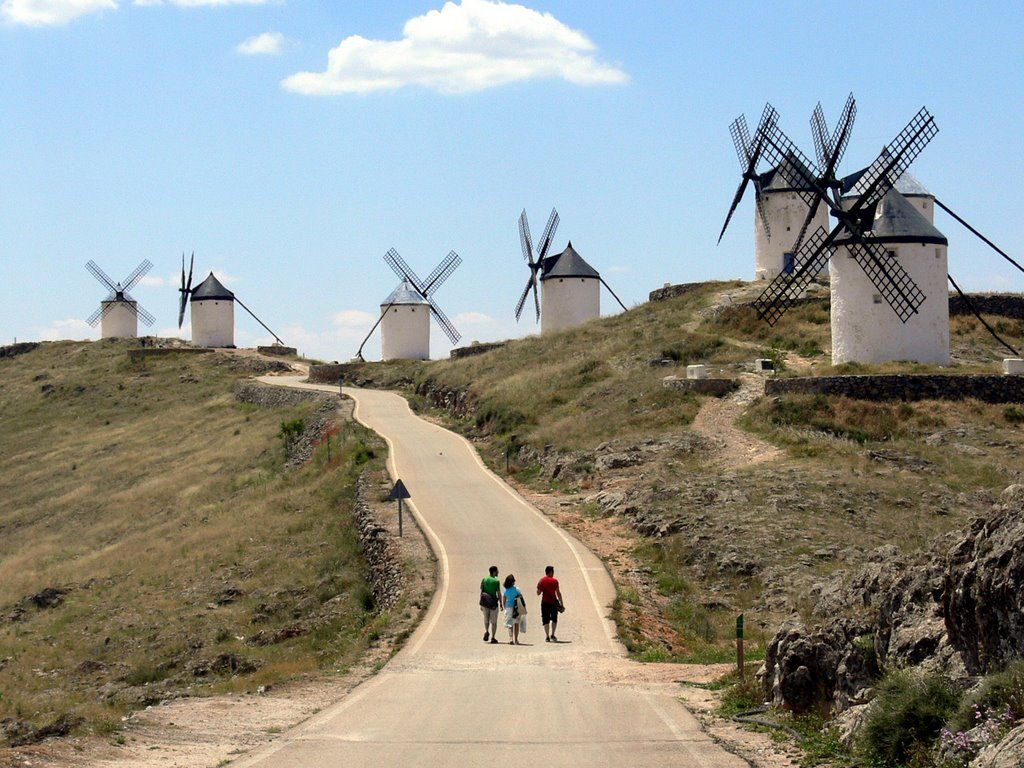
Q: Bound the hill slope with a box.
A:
[338,282,1024,661]
[0,342,384,743]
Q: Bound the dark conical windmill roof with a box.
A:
[758,152,818,192]
[835,189,947,246]
[540,242,600,281]
[190,272,235,301]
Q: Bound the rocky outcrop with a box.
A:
[972,723,1024,768]
[761,488,1024,714]
[761,618,876,715]
[648,282,707,302]
[943,485,1024,674]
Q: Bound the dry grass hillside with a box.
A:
[339,282,1024,663]
[0,342,386,744]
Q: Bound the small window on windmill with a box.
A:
[887,249,897,260]
[936,247,943,260]
[872,294,883,305]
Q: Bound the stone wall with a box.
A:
[0,342,40,360]
[355,473,403,612]
[648,282,707,303]
[308,363,358,385]
[949,293,1024,320]
[233,379,341,466]
[766,374,1024,404]
[450,341,507,360]
[662,376,739,397]
[257,345,298,357]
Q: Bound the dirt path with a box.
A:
[691,374,782,470]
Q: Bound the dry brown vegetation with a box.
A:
[0,341,385,745]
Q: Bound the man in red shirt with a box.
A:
[536,565,563,642]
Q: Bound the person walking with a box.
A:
[537,565,563,642]
[502,574,526,645]
[479,565,501,644]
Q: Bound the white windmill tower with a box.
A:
[831,189,950,365]
[177,254,285,349]
[355,249,463,361]
[514,208,627,335]
[85,260,156,339]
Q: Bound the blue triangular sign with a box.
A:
[388,479,411,501]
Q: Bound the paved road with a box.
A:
[240,377,745,768]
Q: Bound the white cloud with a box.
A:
[454,311,495,325]
[36,318,97,341]
[1,0,116,26]
[282,0,628,96]
[331,309,376,335]
[236,30,283,55]
[605,265,630,274]
[138,274,167,287]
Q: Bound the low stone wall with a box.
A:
[766,374,1024,404]
[0,342,40,360]
[355,473,403,612]
[662,376,739,397]
[648,282,707,303]
[450,341,507,360]
[233,379,341,466]
[308,363,358,385]
[949,293,1024,320]
[257,345,298,357]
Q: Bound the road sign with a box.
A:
[388,479,411,501]
[389,479,411,537]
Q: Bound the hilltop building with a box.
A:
[190,273,235,348]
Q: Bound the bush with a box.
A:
[953,660,1024,731]
[1004,405,1024,425]
[278,418,305,449]
[858,670,961,767]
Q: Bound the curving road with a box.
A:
[239,377,745,768]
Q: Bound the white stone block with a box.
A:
[754,358,775,373]
[1004,358,1024,375]
[686,365,708,380]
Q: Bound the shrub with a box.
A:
[1004,405,1024,425]
[857,670,961,767]
[277,418,305,449]
[719,675,764,716]
[953,660,1024,731]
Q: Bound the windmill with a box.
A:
[719,97,856,280]
[85,259,156,339]
[515,208,628,334]
[356,249,462,361]
[177,253,285,349]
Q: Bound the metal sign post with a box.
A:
[736,614,745,680]
[388,479,411,538]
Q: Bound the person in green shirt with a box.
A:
[480,565,501,644]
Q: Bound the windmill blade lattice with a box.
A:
[718,105,778,243]
[384,248,426,293]
[752,227,834,325]
[422,251,462,293]
[86,260,118,298]
[381,248,463,345]
[514,208,559,322]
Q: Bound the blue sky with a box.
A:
[2,0,1022,360]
